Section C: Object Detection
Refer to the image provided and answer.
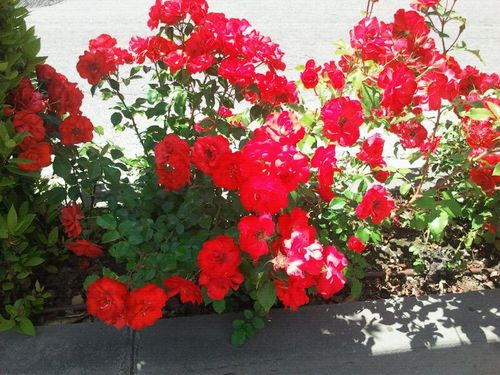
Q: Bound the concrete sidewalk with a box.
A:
[25,0,500,157]
[1,289,499,374]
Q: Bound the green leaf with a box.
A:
[256,281,276,312]
[243,309,253,320]
[83,274,100,291]
[212,299,226,314]
[429,211,449,239]
[251,316,265,330]
[466,108,493,120]
[47,227,59,245]
[17,317,35,336]
[399,182,412,196]
[111,112,123,126]
[24,257,44,267]
[52,156,72,181]
[493,163,500,177]
[329,197,346,210]
[102,230,121,243]
[0,317,15,332]
[96,214,117,230]
[231,329,246,347]
[7,205,17,233]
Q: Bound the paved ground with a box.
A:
[26,0,500,157]
[1,290,499,374]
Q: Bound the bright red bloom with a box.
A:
[274,277,312,311]
[458,65,499,96]
[323,61,345,90]
[347,236,366,253]
[45,73,84,116]
[253,111,305,146]
[187,53,215,74]
[239,176,289,215]
[59,114,94,145]
[238,214,275,261]
[198,235,241,277]
[312,146,340,203]
[61,202,84,239]
[321,97,364,146]
[86,277,128,328]
[67,240,104,258]
[277,208,316,240]
[191,135,231,176]
[8,77,46,113]
[350,17,393,64]
[12,111,46,149]
[163,49,188,74]
[77,50,115,85]
[211,151,243,190]
[126,284,167,330]
[154,134,191,191]
[163,276,202,305]
[197,235,243,300]
[357,133,385,167]
[316,245,347,299]
[390,120,428,149]
[463,119,499,151]
[17,142,52,172]
[411,0,439,11]
[198,271,244,300]
[355,185,395,224]
[392,9,429,51]
[378,62,417,115]
[300,59,320,89]
[470,167,497,195]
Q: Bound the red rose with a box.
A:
[316,245,347,299]
[300,59,320,89]
[211,151,243,190]
[163,49,188,74]
[323,61,345,90]
[77,50,115,85]
[163,276,202,305]
[390,120,428,149]
[59,114,94,145]
[126,284,167,330]
[198,235,241,277]
[238,214,275,261]
[274,277,312,311]
[198,272,244,300]
[187,53,215,74]
[67,240,103,258]
[46,73,83,115]
[357,133,385,167]
[392,9,429,50]
[321,97,364,146]
[12,110,46,149]
[191,135,231,175]
[86,277,128,328]
[154,134,191,191]
[347,236,366,253]
[355,185,395,224]
[61,202,84,238]
[239,175,289,215]
[18,142,52,172]
[470,167,497,195]
[36,64,57,82]
[378,62,417,115]
[8,77,46,113]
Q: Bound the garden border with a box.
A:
[1,289,499,374]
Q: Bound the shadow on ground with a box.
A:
[0,290,499,374]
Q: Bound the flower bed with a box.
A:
[0,0,498,345]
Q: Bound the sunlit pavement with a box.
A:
[27,0,500,156]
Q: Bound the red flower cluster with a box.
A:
[77,34,133,85]
[198,235,244,300]
[356,185,395,224]
[301,59,321,89]
[61,202,84,238]
[5,65,92,172]
[86,278,168,330]
[154,134,191,191]
[321,97,364,146]
[67,240,103,258]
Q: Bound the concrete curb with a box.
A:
[1,289,499,374]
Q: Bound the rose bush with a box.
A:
[1,0,498,343]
